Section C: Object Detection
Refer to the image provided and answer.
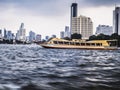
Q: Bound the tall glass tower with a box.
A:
[70,3,78,36]
[20,23,24,30]
[16,23,26,41]
[113,7,120,35]
[71,3,78,17]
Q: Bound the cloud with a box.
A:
[0,0,71,16]
[0,0,119,17]
[82,0,120,7]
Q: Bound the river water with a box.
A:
[0,44,120,90]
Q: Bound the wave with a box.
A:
[0,45,120,90]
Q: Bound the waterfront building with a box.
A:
[64,26,70,38]
[4,28,7,39]
[16,30,20,40]
[71,3,78,35]
[96,25,113,35]
[29,31,36,42]
[71,15,93,39]
[113,7,120,35]
[0,29,2,39]
[45,36,49,41]
[7,31,13,40]
[78,15,93,39]
[26,36,29,43]
[16,23,26,41]
[12,33,15,40]
[60,26,70,39]
[51,35,56,38]
[60,31,64,39]
[36,34,41,42]
[70,3,93,39]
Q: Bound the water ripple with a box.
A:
[0,45,120,90]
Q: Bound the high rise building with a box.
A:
[96,25,113,35]
[0,29,2,38]
[71,15,93,39]
[45,36,49,41]
[36,34,41,42]
[71,3,78,35]
[29,31,36,42]
[78,15,93,39]
[113,7,120,35]
[16,23,26,41]
[16,30,20,40]
[4,28,7,39]
[60,26,70,39]
[64,26,70,38]
[51,35,56,38]
[26,36,30,42]
[60,31,64,39]
[71,3,78,17]
[7,31,13,40]
[70,3,93,39]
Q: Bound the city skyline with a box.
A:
[0,0,120,37]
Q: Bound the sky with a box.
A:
[0,0,120,38]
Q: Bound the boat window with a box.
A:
[91,43,95,46]
[49,42,51,43]
[96,43,101,46]
[64,42,69,45]
[107,41,117,46]
[58,41,64,44]
[81,43,85,46]
[53,41,57,44]
[75,42,80,45]
[86,43,90,46]
[70,42,74,45]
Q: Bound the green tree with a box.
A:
[63,37,71,40]
[71,33,82,39]
[89,35,97,40]
[111,33,119,39]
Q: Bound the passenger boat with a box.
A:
[40,38,118,50]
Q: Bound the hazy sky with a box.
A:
[0,0,120,38]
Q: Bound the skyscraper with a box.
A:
[36,34,41,42]
[45,36,49,41]
[70,3,93,39]
[51,35,56,38]
[20,23,26,41]
[60,31,64,39]
[113,7,120,35]
[0,29,2,38]
[4,28,7,39]
[16,23,26,41]
[29,31,36,42]
[71,3,78,35]
[71,3,78,17]
[64,26,70,38]
[7,31,13,40]
[77,15,93,39]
